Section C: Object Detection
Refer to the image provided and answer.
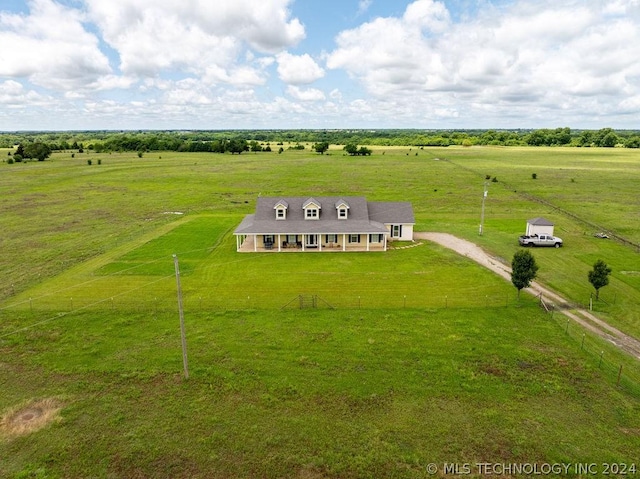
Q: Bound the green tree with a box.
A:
[588,260,612,300]
[227,139,248,154]
[511,250,539,299]
[22,142,52,161]
[312,141,329,154]
[600,132,619,147]
[344,143,358,155]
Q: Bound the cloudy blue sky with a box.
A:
[1,0,639,130]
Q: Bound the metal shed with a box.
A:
[526,217,555,236]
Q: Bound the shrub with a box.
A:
[532,173,537,179]
[98,159,102,165]
[7,157,14,164]
[491,176,498,182]
[13,154,23,162]
[137,152,143,158]
[87,159,92,165]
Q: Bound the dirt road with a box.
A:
[415,232,640,360]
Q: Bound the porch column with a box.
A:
[342,234,346,251]
[319,235,322,251]
[277,234,281,252]
[254,234,257,252]
[383,234,387,251]
[302,235,305,252]
[366,234,370,251]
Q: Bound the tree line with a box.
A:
[2,128,640,155]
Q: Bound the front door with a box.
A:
[306,234,318,248]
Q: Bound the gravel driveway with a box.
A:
[415,232,640,359]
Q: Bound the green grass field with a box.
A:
[1,146,640,478]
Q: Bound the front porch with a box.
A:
[236,233,387,252]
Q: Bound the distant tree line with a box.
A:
[2,128,640,154]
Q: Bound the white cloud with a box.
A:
[286,85,326,101]
[276,52,325,85]
[326,0,640,124]
[0,80,49,106]
[0,0,111,90]
[2,0,640,129]
[403,0,450,33]
[85,0,304,79]
[358,0,372,15]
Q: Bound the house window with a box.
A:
[287,234,297,243]
[305,208,318,219]
[370,234,383,243]
[338,208,348,219]
[391,225,402,238]
[264,235,274,244]
[276,208,286,220]
[349,234,360,243]
[326,234,337,243]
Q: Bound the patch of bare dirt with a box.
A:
[1,398,63,438]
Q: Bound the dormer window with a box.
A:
[274,200,288,220]
[335,200,349,220]
[303,198,321,220]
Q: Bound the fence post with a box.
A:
[599,351,603,368]
[617,365,623,387]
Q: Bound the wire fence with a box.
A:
[539,296,640,399]
[2,286,529,315]
[2,273,639,401]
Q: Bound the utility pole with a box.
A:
[479,182,488,235]
[173,254,189,379]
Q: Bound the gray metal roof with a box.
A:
[234,196,413,235]
[527,217,554,226]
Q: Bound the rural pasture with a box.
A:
[1,145,640,478]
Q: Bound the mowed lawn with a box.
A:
[1,146,640,477]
